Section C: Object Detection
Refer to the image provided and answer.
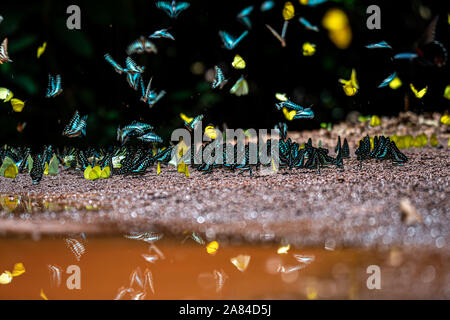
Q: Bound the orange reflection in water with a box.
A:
[0,236,447,300]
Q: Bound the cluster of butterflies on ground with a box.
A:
[0,116,408,184]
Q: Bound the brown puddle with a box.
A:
[0,234,449,300]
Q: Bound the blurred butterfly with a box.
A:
[410,84,427,98]
[378,72,396,88]
[0,87,13,102]
[275,93,288,101]
[219,30,248,50]
[37,42,47,58]
[156,0,190,19]
[137,132,163,144]
[275,100,306,111]
[184,114,204,131]
[125,56,145,74]
[232,54,246,69]
[282,108,296,121]
[0,38,12,64]
[16,122,26,133]
[230,76,249,96]
[265,24,286,47]
[104,53,126,74]
[394,16,447,67]
[140,77,166,107]
[126,36,157,55]
[282,2,295,21]
[126,72,143,91]
[293,107,314,119]
[302,42,316,56]
[118,121,154,144]
[212,66,228,89]
[46,74,63,98]
[300,0,328,6]
[10,98,25,112]
[62,110,88,138]
[237,6,253,29]
[299,17,319,32]
[339,68,359,96]
[0,15,3,24]
[260,1,275,12]
[365,41,392,49]
[149,28,175,40]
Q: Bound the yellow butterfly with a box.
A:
[0,157,18,179]
[440,114,450,125]
[275,93,288,101]
[204,126,217,140]
[443,85,450,100]
[206,241,219,255]
[157,162,161,175]
[10,98,25,112]
[37,42,47,59]
[369,115,381,127]
[302,42,316,56]
[410,84,427,98]
[282,107,296,121]
[180,113,193,123]
[0,87,13,102]
[339,68,359,96]
[232,54,246,69]
[389,76,402,90]
[282,2,295,20]
[84,165,110,180]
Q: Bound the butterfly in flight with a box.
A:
[260,1,275,12]
[265,24,286,47]
[184,114,204,131]
[219,30,249,50]
[299,17,319,32]
[149,28,175,40]
[156,1,190,19]
[137,132,163,144]
[140,77,166,107]
[394,16,447,67]
[237,6,253,29]
[365,41,392,49]
[212,66,228,89]
[126,36,157,55]
[104,53,126,74]
[62,110,88,138]
[0,38,12,64]
[118,121,154,144]
[46,74,63,98]
[230,76,249,96]
[378,72,397,88]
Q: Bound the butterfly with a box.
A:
[104,53,126,74]
[410,84,427,98]
[299,17,319,32]
[118,121,154,144]
[229,76,249,96]
[260,1,275,12]
[302,42,316,56]
[184,114,204,131]
[140,77,166,107]
[212,66,228,89]
[219,30,248,50]
[232,54,246,69]
[10,98,25,112]
[378,72,397,88]
[37,42,47,58]
[300,0,328,6]
[156,1,190,19]
[275,100,306,111]
[149,28,175,40]
[126,36,157,55]
[339,68,359,96]
[137,132,163,144]
[394,16,447,67]
[62,110,88,138]
[0,87,13,102]
[30,151,46,185]
[0,38,12,64]
[265,24,286,47]
[365,41,392,49]
[125,56,145,74]
[46,74,63,98]
[237,6,253,29]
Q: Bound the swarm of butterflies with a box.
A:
[6,0,445,185]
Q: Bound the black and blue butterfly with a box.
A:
[62,110,88,138]
[46,74,63,98]
[139,77,166,107]
[219,30,248,50]
[212,66,228,89]
[149,28,175,41]
[126,36,157,55]
[156,0,190,19]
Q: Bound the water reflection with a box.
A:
[0,233,449,299]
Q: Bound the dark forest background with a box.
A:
[0,0,448,148]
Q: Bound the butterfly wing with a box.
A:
[104,53,124,74]
[378,72,396,88]
[156,1,175,17]
[173,2,190,18]
[219,31,235,50]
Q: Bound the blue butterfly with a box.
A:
[127,72,143,91]
[118,121,155,144]
[104,53,126,74]
[156,1,190,19]
[137,132,163,144]
[46,74,63,98]
[303,0,328,7]
[149,28,175,40]
[125,56,145,74]
[365,41,392,49]
[219,30,249,50]
[378,72,397,88]
[126,36,157,55]
[275,100,306,111]
[212,66,228,89]
[299,17,319,32]
[62,110,88,138]
[184,114,204,131]
[237,6,253,29]
[140,77,166,107]
[293,108,314,119]
[260,1,275,12]
[394,53,418,60]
